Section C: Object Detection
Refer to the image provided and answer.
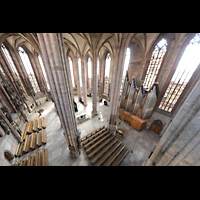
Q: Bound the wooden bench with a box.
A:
[38,118,42,130]
[42,129,47,144]
[27,121,33,134]
[82,127,107,145]
[111,148,129,166]
[19,160,23,166]
[23,159,27,166]
[81,125,105,141]
[36,131,42,147]
[42,148,48,166]
[21,122,28,140]
[84,129,109,149]
[30,133,36,150]
[102,144,125,166]
[42,117,46,129]
[33,119,38,132]
[85,132,112,153]
[15,143,21,157]
[90,138,118,164]
[23,135,29,153]
[88,135,115,158]
[35,152,39,166]
[17,142,24,157]
[94,141,122,166]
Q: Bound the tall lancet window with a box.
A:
[18,47,40,93]
[143,38,168,89]
[68,57,75,88]
[78,58,82,87]
[88,57,92,91]
[120,48,130,95]
[159,33,200,113]
[1,44,26,94]
[104,53,111,96]
[38,54,50,90]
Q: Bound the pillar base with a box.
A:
[68,145,80,158]
[91,110,98,117]
[108,124,116,134]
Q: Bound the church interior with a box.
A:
[0,33,200,166]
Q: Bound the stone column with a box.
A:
[145,68,200,166]
[91,51,98,117]
[81,56,87,106]
[108,35,129,132]
[0,109,23,143]
[37,33,79,157]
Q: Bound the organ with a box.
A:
[119,72,159,131]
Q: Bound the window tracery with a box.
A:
[159,33,200,112]
[143,38,168,89]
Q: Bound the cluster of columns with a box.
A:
[37,33,80,157]
[0,38,49,143]
[36,33,130,156]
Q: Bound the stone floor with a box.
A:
[13,95,161,166]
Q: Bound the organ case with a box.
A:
[119,74,159,131]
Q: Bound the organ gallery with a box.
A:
[0,33,200,166]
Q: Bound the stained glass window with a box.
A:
[38,54,50,90]
[143,38,168,89]
[104,53,111,96]
[1,44,27,94]
[159,33,200,112]
[18,47,40,93]
[88,57,92,91]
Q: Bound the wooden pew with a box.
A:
[35,152,39,166]
[30,133,36,150]
[42,129,47,144]
[83,129,109,149]
[33,119,38,132]
[25,135,31,152]
[27,156,31,166]
[102,144,125,166]
[36,131,42,147]
[23,135,29,153]
[42,148,48,166]
[111,148,129,166]
[19,160,23,166]
[21,122,28,140]
[82,127,107,145]
[85,132,112,153]
[38,151,41,166]
[15,143,21,157]
[30,155,35,166]
[23,159,27,166]
[17,142,24,157]
[81,125,105,142]
[27,121,33,134]
[88,135,115,158]
[38,118,42,130]
[42,117,46,129]
[94,141,122,166]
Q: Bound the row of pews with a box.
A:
[15,117,47,158]
[12,148,48,166]
[81,126,129,166]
